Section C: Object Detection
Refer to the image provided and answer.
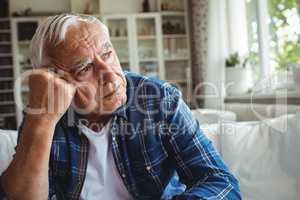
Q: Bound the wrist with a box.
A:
[23,114,58,135]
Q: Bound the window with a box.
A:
[268,0,300,71]
[245,0,300,86]
[246,0,260,81]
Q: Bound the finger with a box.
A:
[45,67,78,87]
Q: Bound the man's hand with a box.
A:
[27,69,76,123]
[1,69,76,200]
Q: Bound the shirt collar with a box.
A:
[61,103,128,128]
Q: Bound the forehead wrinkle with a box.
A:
[64,21,99,49]
[56,22,111,70]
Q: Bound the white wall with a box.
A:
[101,0,142,14]
[10,0,154,15]
[10,0,70,14]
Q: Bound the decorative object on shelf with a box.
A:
[71,0,100,15]
[161,3,168,11]
[162,21,185,34]
[160,0,183,12]
[83,0,92,14]
[142,0,150,12]
[225,52,253,95]
[115,28,120,37]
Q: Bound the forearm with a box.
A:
[171,172,241,200]
[1,115,56,200]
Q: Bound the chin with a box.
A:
[73,88,127,116]
[98,93,127,115]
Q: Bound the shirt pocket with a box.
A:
[131,142,170,194]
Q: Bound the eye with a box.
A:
[76,64,93,77]
[101,51,112,61]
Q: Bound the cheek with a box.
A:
[75,81,98,103]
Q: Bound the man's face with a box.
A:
[48,21,127,116]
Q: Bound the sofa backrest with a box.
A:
[201,114,300,200]
[0,129,17,175]
[225,103,300,121]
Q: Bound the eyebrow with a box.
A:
[71,41,113,71]
[100,41,113,54]
[72,58,92,71]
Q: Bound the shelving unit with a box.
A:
[159,0,192,104]
[11,0,192,125]
[0,18,17,129]
[102,15,131,72]
[11,17,46,125]
[103,4,192,99]
[103,13,164,80]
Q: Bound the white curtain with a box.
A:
[203,0,229,109]
[191,0,249,109]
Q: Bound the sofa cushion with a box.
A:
[192,109,236,124]
[0,129,18,175]
[220,114,300,200]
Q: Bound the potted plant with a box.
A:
[225,52,253,95]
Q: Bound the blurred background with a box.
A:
[1,2,300,199]
[0,0,299,129]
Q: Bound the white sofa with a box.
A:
[0,113,300,199]
[201,113,300,200]
[0,130,17,175]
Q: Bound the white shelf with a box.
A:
[18,40,31,45]
[163,34,187,39]
[110,36,128,41]
[164,57,189,61]
[139,58,158,62]
[138,35,156,40]
[161,11,185,16]
[21,64,32,70]
[119,59,129,63]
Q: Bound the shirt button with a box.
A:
[112,137,116,141]
[146,166,151,171]
[122,173,126,178]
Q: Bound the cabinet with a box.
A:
[103,13,164,79]
[11,17,46,125]
[11,0,191,126]
[0,18,17,129]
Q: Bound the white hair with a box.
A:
[30,14,109,68]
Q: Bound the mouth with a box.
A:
[103,81,122,99]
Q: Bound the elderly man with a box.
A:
[0,14,241,200]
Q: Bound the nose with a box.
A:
[93,54,117,84]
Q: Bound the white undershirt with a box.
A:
[78,120,133,200]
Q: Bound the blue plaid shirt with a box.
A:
[1,72,241,200]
